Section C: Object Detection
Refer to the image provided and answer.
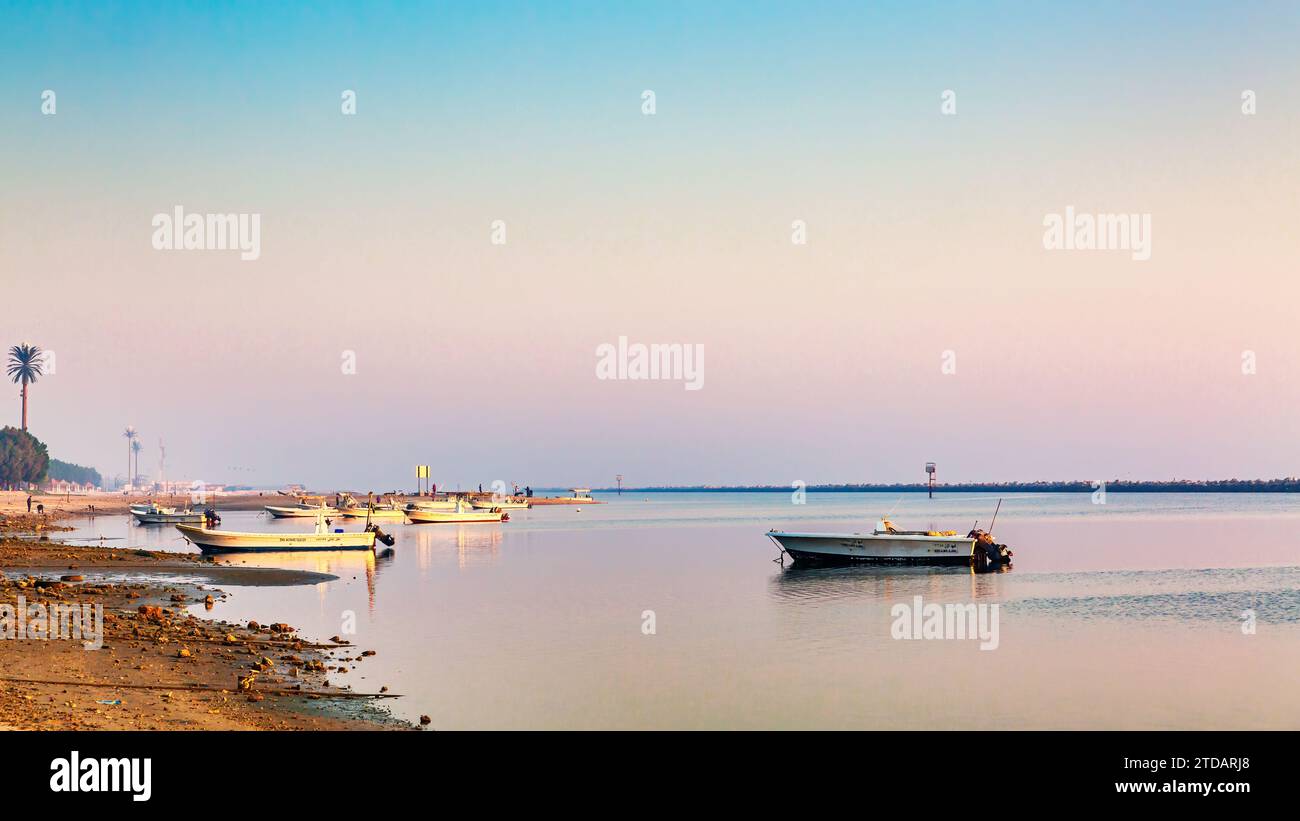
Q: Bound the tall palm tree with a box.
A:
[123,426,137,490]
[131,439,143,488]
[6,344,44,431]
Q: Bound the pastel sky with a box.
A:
[2,1,1298,489]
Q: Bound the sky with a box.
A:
[1,1,1298,490]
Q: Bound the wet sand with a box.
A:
[0,536,411,731]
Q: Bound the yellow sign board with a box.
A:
[416,465,430,478]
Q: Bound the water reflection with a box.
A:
[408,525,503,571]
[770,563,1010,604]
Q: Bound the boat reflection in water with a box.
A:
[768,562,1009,606]
[209,548,390,614]
[408,524,503,572]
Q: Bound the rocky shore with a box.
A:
[0,536,411,731]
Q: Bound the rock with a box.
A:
[247,620,261,630]
[270,622,292,634]
[60,575,84,582]
[419,715,431,725]
[203,595,215,610]
[177,648,191,658]
[360,650,376,657]
[237,672,257,691]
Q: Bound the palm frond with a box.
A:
[6,343,44,384]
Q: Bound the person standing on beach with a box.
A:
[26,495,32,512]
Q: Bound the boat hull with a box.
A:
[338,508,406,519]
[470,499,530,510]
[264,505,341,518]
[176,524,375,553]
[133,511,205,524]
[768,531,975,566]
[405,510,504,524]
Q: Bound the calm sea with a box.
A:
[60,492,1300,729]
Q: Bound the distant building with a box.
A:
[44,479,99,494]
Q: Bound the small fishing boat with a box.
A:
[176,513,391,553]
[405,498,457,512]
[470,497,531,510]
[406,496,506,524]
[336,493,407,519]
[339,504,406,519]
[131,503,206,524]
[767,519,1012,570]
[265,496,340,518]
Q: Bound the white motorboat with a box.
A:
[177,513,386,553]
[405,498,457,512]
[336,493,407,519]
[265,497,340,518]
[132,503,206,524]
[767,519,1012,569]
[406,496,506,524]
[470,497,531,510]
[339,504,406,519]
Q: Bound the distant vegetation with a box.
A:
[48,458,102,487]
[615,479,1300,493]
[0,426,49,489]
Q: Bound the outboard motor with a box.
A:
[970,529,1013,572]
[204,508,221,526]
[367,524,396,547]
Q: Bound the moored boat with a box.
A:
[470,497,531,510]
[406,497,506,524]
[131,503,206,524]
[176,513,385,553]
[265,496,340,518]
[767,519,1012,570]
[337,493,407,519]
[405,498,457,512]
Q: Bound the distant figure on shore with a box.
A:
[478,483,482,494]
[36,503,44,515]
[26,495,32,512]
[525,486,532,498]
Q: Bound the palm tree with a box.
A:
[123,426,137,490]
[6,344,44,431]
[131,439,143,488]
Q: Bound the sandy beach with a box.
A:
[0,534,411,731]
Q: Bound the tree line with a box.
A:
[0,427,49,490]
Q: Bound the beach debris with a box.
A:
[203,594,214,609]
[177,648,191,658]
[96,699,122,706]
[60,574,84,582]
[224,633,239,644]
[137,605,165,623]
[360,650,376,657]
[237,672,258,691]
[270,622,293,634]
[254,656,275,672]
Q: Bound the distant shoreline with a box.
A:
[583,480,1300,494]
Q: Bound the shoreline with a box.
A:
[0,536,412,731]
